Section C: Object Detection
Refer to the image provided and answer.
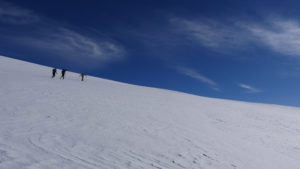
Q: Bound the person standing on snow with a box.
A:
[60,69,67,79]
[52,68,57,78]
[80,73,85,81]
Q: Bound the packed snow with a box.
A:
[0,56,300,169]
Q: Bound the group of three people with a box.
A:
[52,68,85,81]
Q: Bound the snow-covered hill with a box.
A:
[1,56,300,169]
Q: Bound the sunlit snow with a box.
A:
[0,56,300,169]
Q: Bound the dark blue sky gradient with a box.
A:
[1,0,300,107]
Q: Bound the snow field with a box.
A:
[0,56,300,169]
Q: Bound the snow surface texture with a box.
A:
[0,56,300,169]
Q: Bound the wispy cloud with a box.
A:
[170,17,300,59]
[0,1,125,68]
[170,17,251,51]
[246,19,300,58]
[19,28,125,66]
[0,1,39,24]
[238,83,261,93]
[177,67,219,91]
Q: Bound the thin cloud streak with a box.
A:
[170,17,252,51]
[171,17,300,59]
[20,28,125,65]
[246,20,300,58]
[0,1,125,67]
[0,1,39,24]
[238,83,261,93]
[177,67,219,91]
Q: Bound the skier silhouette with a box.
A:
[60,69,67,79]
[80,73,85,81]
[52,68,57,78]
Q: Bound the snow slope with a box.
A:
[0,56,300,169]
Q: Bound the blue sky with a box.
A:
[1,0,300,107]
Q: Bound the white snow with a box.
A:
[0,55,300,169]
